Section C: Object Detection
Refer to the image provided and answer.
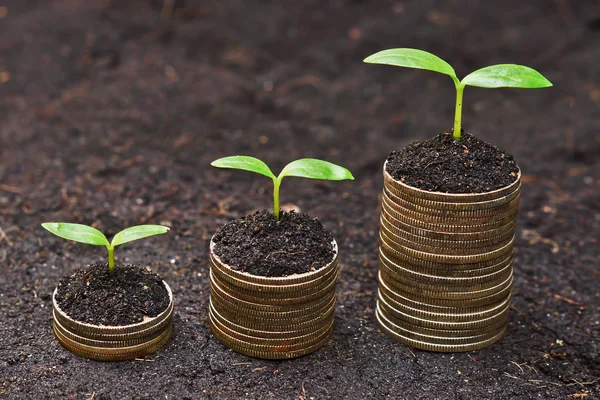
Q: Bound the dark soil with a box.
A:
[213,210,335,277]
[1,1,599,399]
[55,263,170,326]
[386,131,520,193]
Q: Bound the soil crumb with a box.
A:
[212,210,335,277]
[55,263,170,326]
[386,131,519,193]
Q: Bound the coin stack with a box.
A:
[52,282,174,361]
[209,240,338,359]
[376,166,521,352]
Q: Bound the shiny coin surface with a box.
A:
[54,322,172,361]
[377,307,506,352]
[379,296,509,330]
[383,187,520,218]
[379,268,513,301]
[379,251,513,288]
[378,270,513,307]
[379,289,511,322]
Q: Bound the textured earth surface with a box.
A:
[0,0,598,399]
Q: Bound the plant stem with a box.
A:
[273,178,281,220]
[107,246,115,272]
[453,83,465,140]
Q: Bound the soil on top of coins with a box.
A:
[212,210,335,277]
[55,263,170,326]
[386,131,520,193]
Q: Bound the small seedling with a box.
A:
[41,223,170,272]
[211,156,354,219]
[364,48,552,140]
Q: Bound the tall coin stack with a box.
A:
[209,240,339,359]
[376,166,521,352]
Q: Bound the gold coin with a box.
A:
[379,246,513,277]
[381,208,517,241]
[210,298,335,331]
[52,283,174,340]
[211,321,333,360]
[379,268,513,301]
[377,307,506,352]
[380,220,514,255]
[210,303,331,339]
[380,215,515,250]
[210,269,339,304]
[378,273,510,313]
[379,243,513,272]
[53,313,169,348]
[210,279,335,313]
[384,186,520,218]
[382,190,519,223]
[378,270,513,307]
[210,307,333,346]
[210,287,336,322]
[54,322,172,361]
[379,232,514,264]
[209,239,339,286]
[384,177,521,211]
[379,251,513,287]
[379,297,509,330]
[210,256,339,294]
[382,198,518,234]
[376,302,508,337]
[210,314,333,353]
[383,164,521,204]
[377,306,505,344]
[379,289,511,322]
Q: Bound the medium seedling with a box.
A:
[211,156,354,219]
[364,48,553,140]
[42,223,170,272]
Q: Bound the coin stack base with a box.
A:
[209,240,338,359]
[52,282,174,361]
[377,166,521,352]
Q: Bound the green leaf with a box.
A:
[461,64,553,88]
[211,156,276,180]
[279,159,354,181]
[42,222,109,247]
[363,48,458,83]
[111,225,170,247]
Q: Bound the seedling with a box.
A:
[211,156,354,219]
[41,223,170,272]
[364,48,552,140]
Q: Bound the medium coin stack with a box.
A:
[377,165,521,352]
[52,282,174,361]
[209,240,338,359]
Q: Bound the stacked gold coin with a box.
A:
[209,240,338,359]
[377,165,521,352]
[52,282,174,361]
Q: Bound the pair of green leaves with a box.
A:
[363,48,552,139]
[42,223,170,272]
[211,157,354,219]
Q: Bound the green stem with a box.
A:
[273,178,281,220]
[107,246,115,272]
[453,83,465,140]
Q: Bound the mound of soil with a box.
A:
[212,210,335,277]
[386,131,519,193]
[55,264,170,326]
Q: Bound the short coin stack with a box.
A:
[52,282,173,361]
[377,166,521,352]
[209,240,338,359]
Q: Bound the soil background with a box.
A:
[0,1,599,399]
